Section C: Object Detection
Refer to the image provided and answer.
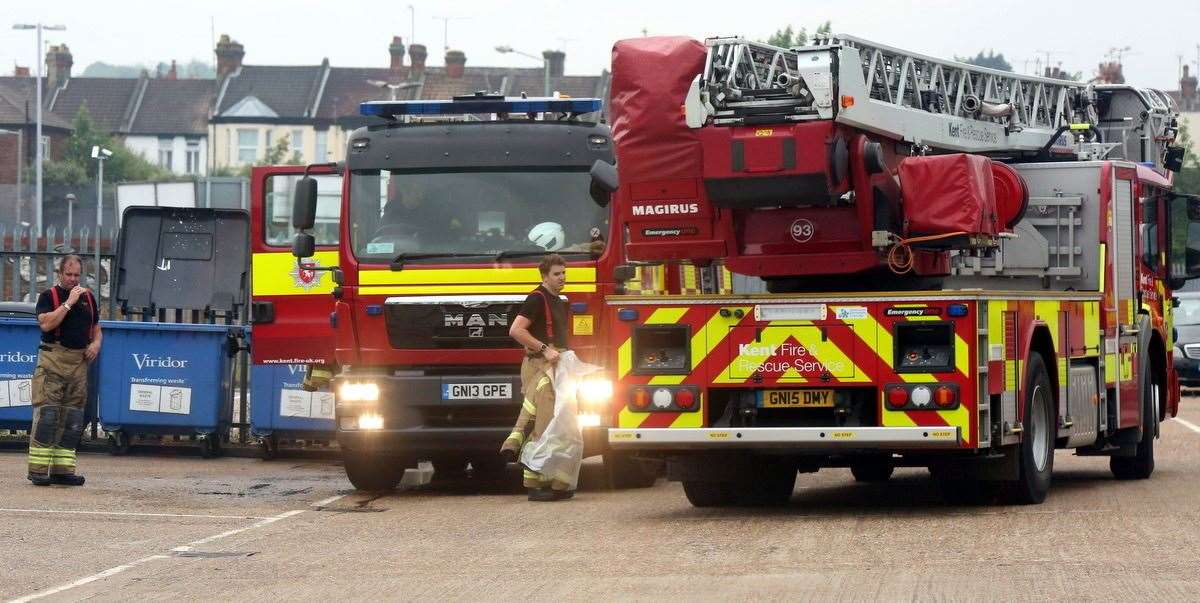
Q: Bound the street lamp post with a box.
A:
[91,145,112,291]
[13,22,67,234]
[495,45,550,97]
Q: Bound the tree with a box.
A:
[38,104,174,186]
[763,21,831,48]
[959,50,1013,72]
[1175,120,1200,195]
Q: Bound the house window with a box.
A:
[39,135,49,158]
[185,138,201,174]
[315,129,328,161]
[237,129,258,164]
[158,137,174,170]
[291,129,304,159]
[265,130,273,152]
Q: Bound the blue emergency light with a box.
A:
[360,97,602,118]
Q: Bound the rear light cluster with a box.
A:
[628,386,700,412]
[884,383,959,410]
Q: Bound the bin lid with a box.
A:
[115,207,249,314]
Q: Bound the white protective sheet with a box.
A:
[518,351,600,489]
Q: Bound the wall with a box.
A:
[210,123,337,170]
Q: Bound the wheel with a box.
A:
[343,450,405,491]
[1111,364,1159,480]
[261,434,278,460]
[733,461,797,506]
[429,455,468,482]
[200,433,223,459]
[108,430,130,456]
[1007,351,1055,504]
[850,456,895,482]
[682,480,738,507]
[604,452,661,489]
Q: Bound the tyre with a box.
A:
[850,456,895,482]
[682,480,737,507]
[604,452,661,489]
[108,430,130,456]
[733,461,797,506]
[1111,365,1158,480]
[343,450,404,491]
[1007,351,1055,504]
[200,433,223,459]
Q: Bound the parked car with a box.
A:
[0,301,37,318]
[1173,292,1200,387]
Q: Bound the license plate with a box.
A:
[762,389,835,408]
[442,383,512,400]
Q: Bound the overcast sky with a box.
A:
[3,0,1199,91]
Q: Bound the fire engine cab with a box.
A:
[596,35,1200,506]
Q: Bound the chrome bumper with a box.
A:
[608,426,960,450]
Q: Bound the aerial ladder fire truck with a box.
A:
[593,34,1200,506]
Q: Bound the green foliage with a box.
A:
[763,21,831,48]
[80,60,215,79]
[958,50,1013,72]
[261,134,304,166]
[38,105,175,186]
[1172,121,1200,195]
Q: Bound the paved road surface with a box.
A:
[3,402,1200,601]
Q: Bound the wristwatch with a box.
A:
[62,302,72,311]
[538,343,549,355]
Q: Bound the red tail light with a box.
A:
[675,389,695,409]
[632,388,650,410]
[886,386,909,408]
[934,385,956,407]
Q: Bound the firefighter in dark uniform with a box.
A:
[28,254,101,486]
[502,253,572,501]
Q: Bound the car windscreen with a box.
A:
[1177,298,1200,326]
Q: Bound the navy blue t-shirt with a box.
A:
[35,286,98,349]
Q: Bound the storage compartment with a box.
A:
[899,153,999,239]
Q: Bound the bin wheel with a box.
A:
[108,431,130,456]
[261,434,278,460]
[201,433,223,459]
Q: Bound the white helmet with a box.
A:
[528,221,565,251]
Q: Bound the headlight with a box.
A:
[357,413,384,430]
[339,382,380,402]
[578,377,614,406]
[577,412,602,428]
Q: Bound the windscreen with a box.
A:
[1177,298,1200,326]
[349,170,608,262]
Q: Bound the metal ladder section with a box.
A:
[692,34,1100,154]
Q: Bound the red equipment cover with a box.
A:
[609,37,706,185]
[899,154,999,237]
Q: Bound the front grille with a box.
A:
[1185,344,1200,360]
[419,404,517,428]
[386,300,523,350]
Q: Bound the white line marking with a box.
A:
[1172,417,1200,434]
[0,508,271,520]
[311,494,347,508]
[7,555,169,603]
[7,492,345,602]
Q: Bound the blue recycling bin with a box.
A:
[96,321,235,454]
[250,363,336,447]
[0,318,98,431]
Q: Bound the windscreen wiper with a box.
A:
[493,250,552,262]
[390,252,488,271]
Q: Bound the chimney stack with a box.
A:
[167,60,178,80]
[1181,65,1198,111]
[408,44,428,78]
[45,44,72,90]
[542,50,565,78]
[215,34,245,80]
[445,50,466,79]
[389,36,406,76]
[14,66,30,77]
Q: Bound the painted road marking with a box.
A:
[1172,417,1200,435]
[7,494,347,602]
[0,508,272,520]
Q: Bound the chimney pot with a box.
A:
[542,50,565,78]
[445,49,466,79]
[45,44,72,90]
[389,36,406,74]
[14,66,30,77]
[408,44,428,78]
[215,34,245,80]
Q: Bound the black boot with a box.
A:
[28,474,51,486]
[52,474,85,486]
[527,487,560,502]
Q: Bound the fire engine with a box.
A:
[256,95,672,491]
[596,35,1200,506]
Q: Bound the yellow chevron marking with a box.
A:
[359,284,596,295]
[693,306,751,371]
[936,404,972,443]
[882,405,919,427]
[1083,301,1101,354]
[671,396,704,428]
[1105,353,1117,385]
[252,251,339,296]
[1098,243,1106,292]
[359,266,596,286]
[617,406,642,428]
[648,375,686,385]
[618,339,632,380]
[645,307,689,326]
[1006,359,1018,391]
[714,322,868,384]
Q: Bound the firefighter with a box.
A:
[502,253,572,501]
[28,254,101,486]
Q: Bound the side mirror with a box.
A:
[293,177,319,230]
[1165,146,1185,173]
[293,233,316,259]
[612,264,636,283]
[589,160,619,207]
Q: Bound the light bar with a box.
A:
[360,97,602,118]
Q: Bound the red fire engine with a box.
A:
[597,35,1200,506]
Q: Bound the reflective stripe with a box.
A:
[522,399,536,414]
[506,430,524,441]
[536,377,550,391]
